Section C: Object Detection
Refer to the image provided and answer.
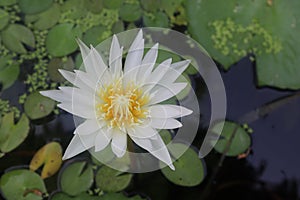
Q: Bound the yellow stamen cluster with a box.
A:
[97,79,149,131]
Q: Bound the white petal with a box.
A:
[109,35,123,78]
[160,60,190,85]
[124,30,144,76]
[58,102,95,119]
[148,83,187,105]
[75,119,104,135]
[111,130,127,157]
[143,58,172,92]
[58,69,92,92]
[40,90,69,103]
[149,104,193,119]
[77,38,90,63]
[127,125,158,139]
[74,70,97,90]
[62,133,96,160]
[130,134,175,170]
[89,46,110,85]
[150,118,182,129]
[95,129,112,152]
[138,43,159,82]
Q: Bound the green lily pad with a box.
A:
[60,161,94,196]
[95,166,133,192]
[159,130,172,144]
[0,112,29,154]
[140,0,160,12]
[0,56,20,91]
[0,169,46,200]
[46,23,82,57]
[143,12,169,28]
[84,0,103,13]
[25,3,60,30]
[18,0,53,14]
[0,9,9,31]
[0,0,16,6]
[211,121,251,156]
[161,0,186,25]
[48,57,74,82]
[156,49,181,64]
[60,0,88,20]
[102,193,146,200]
[50,192,99,200]
[160,143,205,186]
[24,91,55,120]
[83,25,107,46]
[91,145,115,166]
[111,21,124,34]
[186,0,300,89]
[1,24,35,54]
[103,0,122,9]
[119,3,142,22]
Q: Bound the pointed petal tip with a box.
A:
[169,164,175,171]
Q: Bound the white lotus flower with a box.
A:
[40,30,192,170]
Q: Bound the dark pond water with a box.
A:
[0,56,299,200]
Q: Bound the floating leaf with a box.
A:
[48,57,74,82]
[18,0,53,14]
[0,169,46,200]
[143,12,169,28]
[161,0,187,25]
[186,0,300,89]
[60,161,94,196]
[0,56,20,91]
[102,193,146,200]
[84,0,103,13]
[211,121,251,156]
[140,0,160,12]
[83,25,107,46]
[46,23,82,57]
[0,0,16,6]
[24,91,55,120]
[103,0,122,9]
[30,142,63,179]
[0,9,9,31]
[95,166,133,192]
[159,130,172,144]
[111,21,124,34]
[50,192,100,200]
[60,0,87,19]
[119,3,142,22]
[25,3,60,30]
[160,143,205,186]
[0,112,29,155]
[1,24,35,54]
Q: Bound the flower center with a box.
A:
[97,79,149,131]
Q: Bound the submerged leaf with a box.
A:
[30,142,63,179]
[119,3,142,22]
[48,57,74,82]
[0,112,29,155]
[0,169,46,200]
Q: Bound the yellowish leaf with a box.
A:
[30,142,63,179]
